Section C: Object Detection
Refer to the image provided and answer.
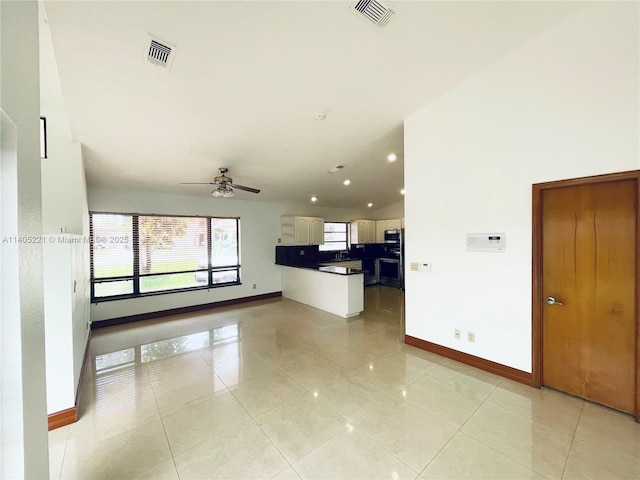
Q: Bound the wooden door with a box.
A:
[542,179,636,413]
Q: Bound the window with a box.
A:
[90,212,240,301]
[319,222,348,251]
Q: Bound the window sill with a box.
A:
[91,281,242,303]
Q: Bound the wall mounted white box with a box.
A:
[466,233,506,252]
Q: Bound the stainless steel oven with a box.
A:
[384,229,401,244]
[376,257,402,289]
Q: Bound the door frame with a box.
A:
[532,169,640,420]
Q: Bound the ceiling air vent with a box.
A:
[352,0,395,29]
[145,36,176,69]
[327,165,346,174]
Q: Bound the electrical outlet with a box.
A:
[252,283,256,289]
[454,329,461,339]
[468,332,475,343]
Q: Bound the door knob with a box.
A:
[545,296,564,306]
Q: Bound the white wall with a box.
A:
[0,1,49,478]
[40,3,86,235]
[0,106,23,480]
[89,187,367,322]
[42,235,91,415]
[372,200,404,220]
[39,4,91,416]
[404,2,639,372]
[43,237,75,413]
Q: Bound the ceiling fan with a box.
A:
[181,168,261,197]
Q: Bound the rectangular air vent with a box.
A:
[352,0,395,29]
[146,36,176,69]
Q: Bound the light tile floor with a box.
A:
[49,286,640,479]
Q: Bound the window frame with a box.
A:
[90,212,241,302]
[40,116,47,159]
[319,221,349,251]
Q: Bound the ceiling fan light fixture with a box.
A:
[180,167,261,196]
[212,186,235,198]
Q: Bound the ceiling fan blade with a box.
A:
[230,183,260,194]
[180,182,218,185]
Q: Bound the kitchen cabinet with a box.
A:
[385,218,402,230]
[376,220,386,243]
[309,217,324,245]
[281,216,324,245]
[350,219,376,244]
[374,218,402,243]
[281,266,364,318]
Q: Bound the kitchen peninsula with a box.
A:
[276,246,364,318]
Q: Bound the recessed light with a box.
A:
[367,202,373,208]
[387,153,397,162]
[343,179,351,186]
[400,189,405,195]
[314,112,327,121]
[311,196,318,202]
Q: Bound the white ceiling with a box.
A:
[43,0,584,209]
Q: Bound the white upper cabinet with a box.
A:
[370,218,404,244]
[350,219,376,244]
[294,217,311,244]
[366,221,376,243]
[376,220,386,243]
[309,217,324,245]
[281,216,324,245]
[385,218,401,230]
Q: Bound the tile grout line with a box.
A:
[149,363,182,479]
[457,385,574,479]
[451,382,548,476]
[559,400,585,479]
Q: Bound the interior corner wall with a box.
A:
[373,200,404,220]
[40,2,85,235]
[404,2,639,372]
[0,1,49,478]
[39,4,91,417]
[88,187,366,323]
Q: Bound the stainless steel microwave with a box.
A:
[384,229,401,244]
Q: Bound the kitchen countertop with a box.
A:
[276,262,364,276]
[318,265,363,275]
